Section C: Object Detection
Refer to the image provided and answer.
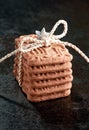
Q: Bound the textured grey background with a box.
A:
[0,0,89,130]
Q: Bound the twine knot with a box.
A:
[35,20,68,47]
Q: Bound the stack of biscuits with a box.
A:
[13,34,73,102]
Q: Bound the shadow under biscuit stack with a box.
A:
[13,35,73,102]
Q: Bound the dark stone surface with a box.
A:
[0,0,89,130]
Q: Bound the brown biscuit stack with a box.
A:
[13,34,73,102]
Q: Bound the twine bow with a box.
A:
[0,19,89,86]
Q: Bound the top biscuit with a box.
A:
[15,34,73,66]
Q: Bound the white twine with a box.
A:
[0,19,89,86]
